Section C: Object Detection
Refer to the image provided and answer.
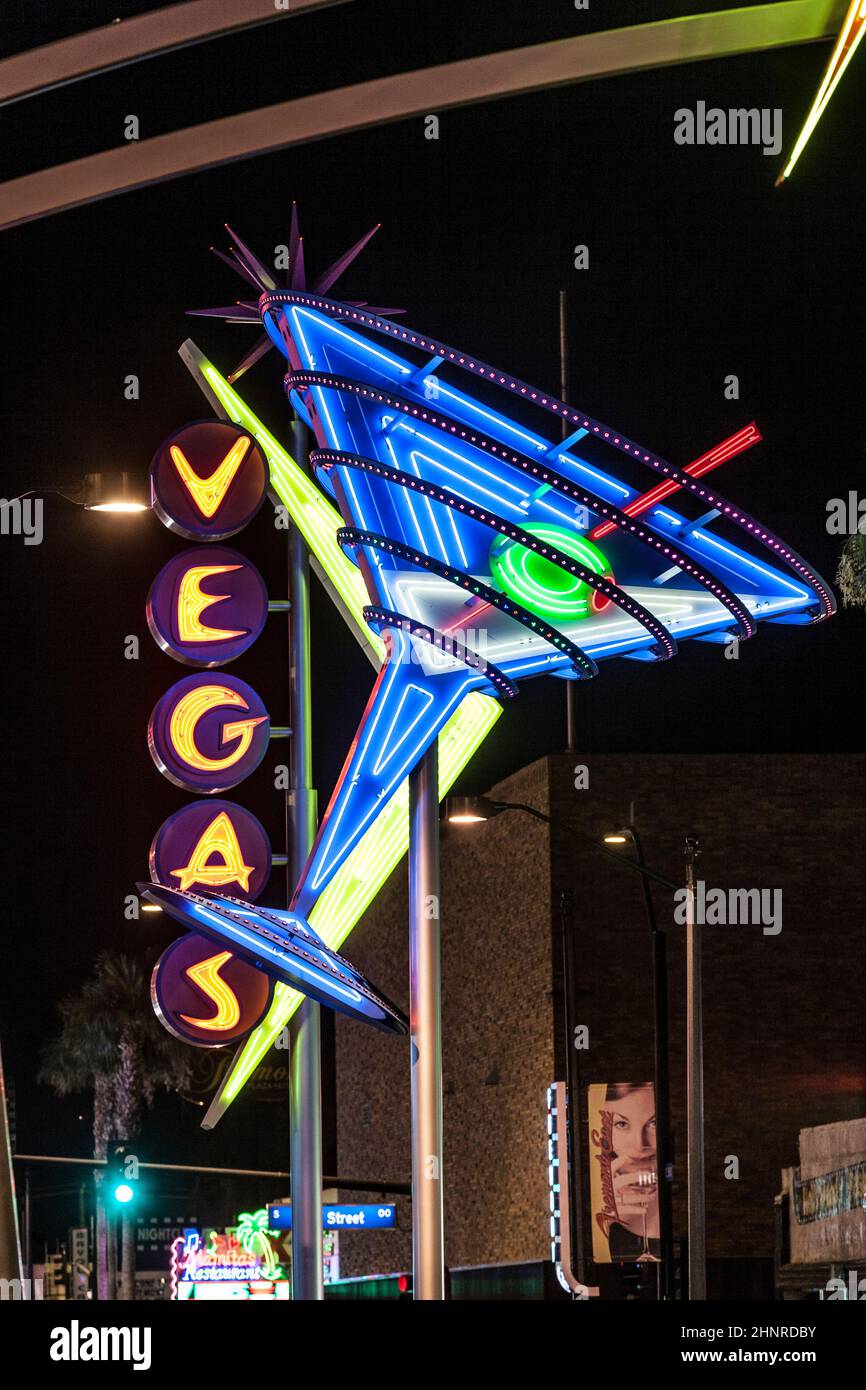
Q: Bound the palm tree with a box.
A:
[39,991,118,1299]
[236,1208,280,1278]
[836,533,866,609]
[40,952,191,1300]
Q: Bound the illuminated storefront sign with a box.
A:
[150,800,272,900]
[151,931,273,1047]
[147,672,270,794]
[171,1223,285,1299]
[170,1211,339,1297]
[268,1203,396,1231]
[150,419,268,540]
[147,545,269,666]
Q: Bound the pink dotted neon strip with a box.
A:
[321,449,681,657]
[337,524,600,679]
[289,377,754,641]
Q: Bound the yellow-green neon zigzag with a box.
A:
[197,361,501,1117]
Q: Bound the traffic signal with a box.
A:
[106,1140,140,1206]
[395,1270,451,1299]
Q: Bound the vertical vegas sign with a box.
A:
[146,419,277,1047]
[142,417,407,1040]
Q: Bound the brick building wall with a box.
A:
[335,752,866,1277]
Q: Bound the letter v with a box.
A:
[170,435,252,517]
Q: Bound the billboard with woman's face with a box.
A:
[588,1082,659,1264]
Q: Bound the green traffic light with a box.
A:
[114,1183,135,1204]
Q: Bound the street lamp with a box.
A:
[8,470,149,513]
[445,796,676,890]
[444,794,678,1298]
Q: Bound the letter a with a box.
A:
[171,810,255,892]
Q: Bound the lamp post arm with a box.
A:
[494,802,678,892]
[630,826,661,933]
[2,486,84,505]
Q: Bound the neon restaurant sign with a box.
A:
[169,1208,342,1299]
[170,1215,286,1301]
[163,207,835,1119]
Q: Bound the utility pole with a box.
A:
[0,1042,23,1286]
[685,835,706,1299]
[558,889,586,1284]
[287,415,323,1301]
[559,290,578,754]
[408,744,444,1299]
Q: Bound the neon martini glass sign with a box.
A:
[187,210,834,1113]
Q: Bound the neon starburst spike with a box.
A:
[190,206,835,1106]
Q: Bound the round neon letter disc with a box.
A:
[150,800,272,901]
[150,419,268,540]
[147,545,269,667]
[151,932,273,1048]
[147,672,271,793]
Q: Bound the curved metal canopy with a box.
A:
[0,1,845,232]
[0,0,351,107]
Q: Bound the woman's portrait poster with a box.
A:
[588,1081,660,1264]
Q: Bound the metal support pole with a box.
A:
[107,1207,117,1301]
[559,289,578,754]
[685,836,706,1300]
[651,928,675,1299]
[0,1039,22,1286]
[628,822,674,1300]
[23,1167,31,1284]
[558,889,586,1285]
[408,742,444,1299]
[287,415,322,1301]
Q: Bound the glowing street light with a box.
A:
[9,470,149,514]
[74,471,149,512]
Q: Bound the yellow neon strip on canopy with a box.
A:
[777,0,866,183]
[188,356,502,1124]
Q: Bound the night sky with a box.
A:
[1,1,864,1242]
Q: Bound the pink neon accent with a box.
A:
[589,423,761,541]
